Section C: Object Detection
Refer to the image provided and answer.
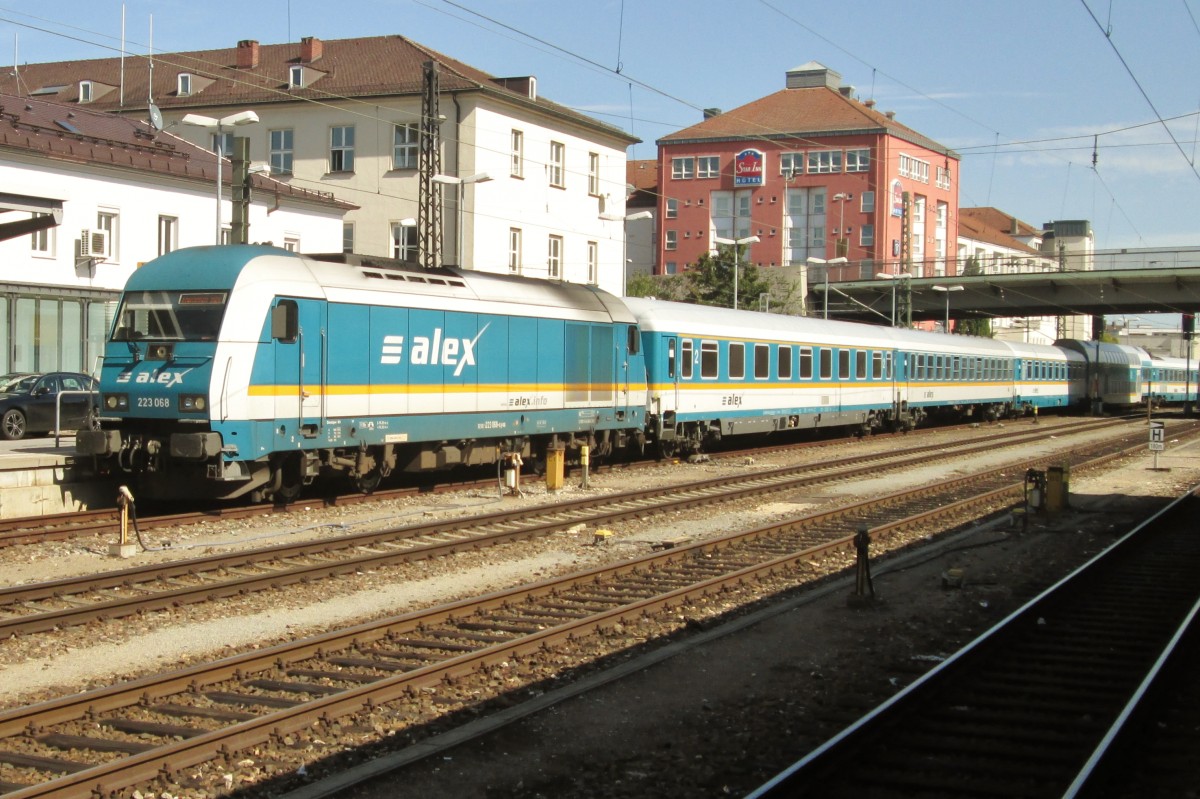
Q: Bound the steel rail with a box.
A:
[0,435,1175,798]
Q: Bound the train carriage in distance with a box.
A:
[1143,355,1199,405]
[1056,340,1146,409]
[625,298,1072,458]
[78,246,648,501]
[1000,339,1085,412]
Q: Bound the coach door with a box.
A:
[272,298,326,435]
[894,350,909,420]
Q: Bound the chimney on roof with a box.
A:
[838,84,855,98]
[237,39,260,69]
[863,98,876,109]
[884,110,895,119]
[300,36,324,63]
[494,76,537,100]
[703,107,722,119]
[1011,217,1019,235]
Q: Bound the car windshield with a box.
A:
[0,375,37,393]
[111,290,229,342]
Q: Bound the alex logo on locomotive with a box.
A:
[379,324,489,377]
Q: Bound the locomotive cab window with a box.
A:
[272,299,299,343]
[112,290,229,342]
[627,325,640,355]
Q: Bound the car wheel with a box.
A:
[1,408,27,441]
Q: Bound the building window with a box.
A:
[391,221,417,261]
[697,156,720,179]
[79,81,92,103]
[711,190,752,241]
[846,148,869,172]
[671,157,695,180]
[937,165,951,189]
[861,191,875,213]
[665,262,677,275]
[509,228,522,273]
[330,125,355,172]
[220,226,232,246]
[666,198,678,219]
[96,210,118,260]
[177,73,192,96]
[665,230,677,250]
[157,216,178,256]
[30,214,52,255]
[270,129,294,175]
[393,124,418,170]
[290,65,304,88]
[343,223,354,254]
[807,150,842,174]
[780,152,804,176]
[547,235,563,278]
[587,240,598,284]
[588,152,601,195]
[549,141,565,187]
[284,236,300,252]
[511,130,524,178]
[860,224,874,247]
[212,131,234,157]
[899,154,930,183]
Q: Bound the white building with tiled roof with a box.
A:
[1,35,640,293]
[0,92,351,375]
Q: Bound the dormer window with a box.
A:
[290,65,304,88]
[177,73,192,96]
[79,81,93,103]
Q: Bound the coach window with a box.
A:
[754,344,770,379]
[681,339,694,379]
[886,352,893,379]
[871,351,882,379]
[856,350,868,380]
[700,340,719,379]
[915,354,925,380]
[729,343,745,380]
[837,350,850,380]
[778,345,792,380]
[627,326,640,355]
[800,347,813,379]
[819,348,832,380]
[667,339,676,378]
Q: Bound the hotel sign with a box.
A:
[734,149,765,186]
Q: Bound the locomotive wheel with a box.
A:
[355,468,383,494]
[271,453,304,501]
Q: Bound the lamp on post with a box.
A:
[713,234,760,310]
[432,172,492,268]
[875,272,913,327]
[181,110,260,244]
[807,256,848,319]
[831,192,851,258]
[600,210,653,296]
[932,284,964,332]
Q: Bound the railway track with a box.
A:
[0,416,1135,549]
[0,422,1191,797]
[747,488,1200,799]
[0,417,1146,641]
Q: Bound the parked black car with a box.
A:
[0,372,100,440]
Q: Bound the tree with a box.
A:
[685,244,771,310]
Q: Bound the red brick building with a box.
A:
[656,63,960,282]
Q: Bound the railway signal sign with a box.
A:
[1149,422,1165,453]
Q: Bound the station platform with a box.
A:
[0,436,117,518]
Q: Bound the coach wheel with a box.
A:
[656,440,679,461]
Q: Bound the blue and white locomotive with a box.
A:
[79,245,1173,501]
[78,246,648,500]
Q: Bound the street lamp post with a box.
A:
[831,192,851,258]
[875,272,913,327]
[806,256,848,319]
[600,210,653,295]
[181,110,260,244]
[713,234,760,310]
[932,284,964,333]
[432,172,492,268]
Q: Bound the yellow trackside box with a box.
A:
[545,447,565,491]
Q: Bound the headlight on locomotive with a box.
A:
[104,393,129,411]
[179,394,207,412]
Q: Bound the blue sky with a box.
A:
[2,0,1198,252]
